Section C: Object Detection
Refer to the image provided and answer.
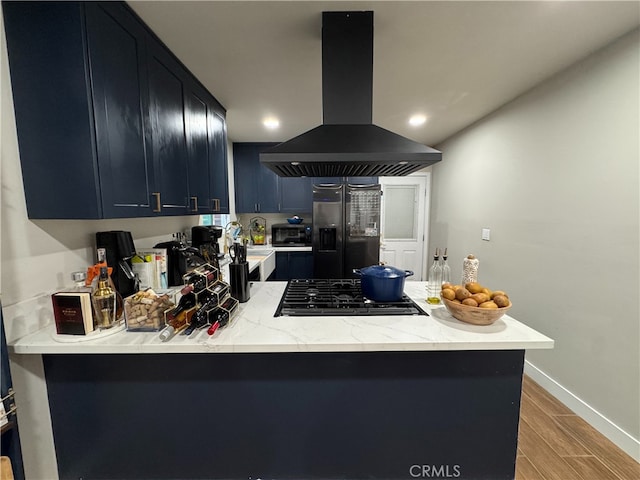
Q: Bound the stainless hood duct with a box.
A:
[260,11,442,177]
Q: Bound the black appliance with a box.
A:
[154,239,206,287]
[271,223,312,246]
[95,231,139,298]
[313,183,381,279]
[274,279,428,317]
[260,11,441,177]
[191,225,224,268]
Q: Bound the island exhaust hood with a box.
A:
[260,11,442,177]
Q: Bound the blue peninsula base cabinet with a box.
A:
[42,350,524,479]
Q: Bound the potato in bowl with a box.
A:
[440,283,511,325]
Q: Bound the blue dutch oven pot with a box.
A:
[353,265,414,302]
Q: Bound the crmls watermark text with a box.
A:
[409,464,461,478]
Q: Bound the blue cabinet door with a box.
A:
[280,177,313,214]
[233,143,280,213]
[209,111,230,213]
[86,2,154,218]
[3,2,102,218]
[147,41,190,215]
[274,251,314,280]
[184,82,213,214]
[288,252,314,279]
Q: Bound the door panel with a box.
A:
[87,3,152,217]
[185,87,210,212]
[148,46,189,212]
[380,174,429,280]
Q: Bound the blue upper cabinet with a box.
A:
[3,1,228,219]
[85,2,155,218]
[280,177,313,214]
[233,143,280,213]
[208,111,230,214]
[233,142,314,214]
[147,40,190,215]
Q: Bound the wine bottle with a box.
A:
[91,266,117,329]
[181,264,218,295]
[206,296,239,336]
[159,307,196,341]
[169,292,197,318]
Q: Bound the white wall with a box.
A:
[430,28,639,457]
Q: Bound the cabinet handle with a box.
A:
[152,192,161,213]
[190,196,198,212]
[211,199,220,212]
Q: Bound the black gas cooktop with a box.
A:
[274,279,429,317]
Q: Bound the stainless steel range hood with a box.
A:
[260,11,442,177]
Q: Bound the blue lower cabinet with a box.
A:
[274,252,313,280]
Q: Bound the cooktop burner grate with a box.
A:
[274,279,429,317]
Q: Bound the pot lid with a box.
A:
[358,265,413,278]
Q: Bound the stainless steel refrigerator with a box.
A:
[312,183,382,279]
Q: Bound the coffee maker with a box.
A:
[95,231,139,298]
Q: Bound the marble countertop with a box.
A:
[10,282,553,354]
[247,245,312,252]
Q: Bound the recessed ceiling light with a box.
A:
[263,117,280,129]
[409,114,427,127]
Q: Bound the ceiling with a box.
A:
[128,1,639,147]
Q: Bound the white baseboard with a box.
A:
[524,361,640,463]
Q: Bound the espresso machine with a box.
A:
[191,226,224,270]
[95,231,139,298]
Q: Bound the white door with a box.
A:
[379,173,430,280]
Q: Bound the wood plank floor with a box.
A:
[517,375,640,480]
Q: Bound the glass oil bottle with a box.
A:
[427,248,443,304]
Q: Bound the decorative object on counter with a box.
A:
[427,248,442,304]
[86,248,124,321]
[91,266,118,330]
[52,291,94,335]
[124,289,174,332]
[353,265,414,302]
[440,282,511,325]
[286,216,304,224]
[461,254,479,285]
[441,297,511,326]
[441,248,451,284]
[223,221,244,254]
[249,216,267,245]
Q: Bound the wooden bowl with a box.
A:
[441,297,511,326]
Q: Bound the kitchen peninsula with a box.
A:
[11,282,552,480]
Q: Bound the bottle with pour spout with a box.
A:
[441,248,452,285]
[427,248,442,304]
